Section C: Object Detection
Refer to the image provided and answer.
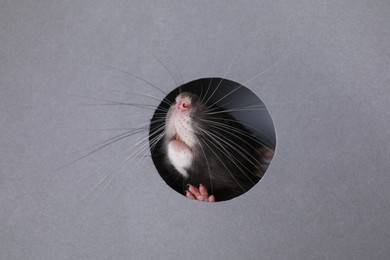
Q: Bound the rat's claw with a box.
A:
[208,195,216,202]
[186,190,196,200]
[199,184,208,196]
[186,184,215,202]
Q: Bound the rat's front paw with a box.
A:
[186,184,215,202]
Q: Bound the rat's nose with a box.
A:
[175,96,192,112]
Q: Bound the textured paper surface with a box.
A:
[1,1,390,259]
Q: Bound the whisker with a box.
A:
[83,148,137,206]
[205,106,268,115]
[199,78,212,105]
[172,61,184,87]
[242,54,289,86]
[199,118,278,160]
[199,120,264,156]
[95,62,167,96]
[194,135,213,195]
[56,127,148,170]
[198,128,258,184]
[72,94,169,111]
[204,53,238,106]
[113,90,173,106]
[205,55,289,109]
[199,134,246,192]
[85,124,165,199]
[150,53,180,88]
[206,130,263,176]
[80,125,159,205]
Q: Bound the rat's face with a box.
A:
[164,92,206,178]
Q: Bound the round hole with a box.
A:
[149,78,276,202]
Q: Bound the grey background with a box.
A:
[1,0,389,259]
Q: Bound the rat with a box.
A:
[152,90,274,202]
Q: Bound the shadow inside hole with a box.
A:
[149,78,276,202]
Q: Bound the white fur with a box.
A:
[173,111,195,148]
[165,93,197,177]
[167,142,193,178]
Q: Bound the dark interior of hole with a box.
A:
[149,78,276,200]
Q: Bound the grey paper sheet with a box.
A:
[1,1,390,259]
